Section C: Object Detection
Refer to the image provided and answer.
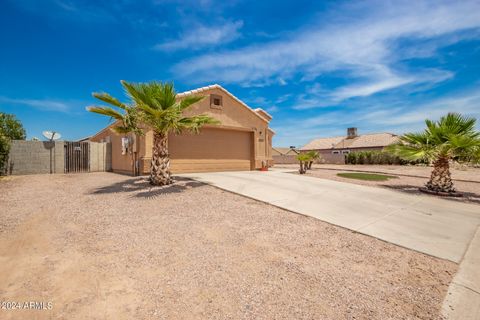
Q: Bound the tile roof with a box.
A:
[301,133,399,150]
[301,136,345,150]
[272,147,299,155]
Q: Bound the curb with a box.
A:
[442,226,480,319]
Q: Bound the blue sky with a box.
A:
[1,0,479,147]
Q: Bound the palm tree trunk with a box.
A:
[299,161,306,174]
[425,157,455,193]
[150,132,173,186]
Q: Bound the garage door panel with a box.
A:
[170,159,251,173]
[168,128,253,173]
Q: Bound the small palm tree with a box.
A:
[297,153,312,174]
[388,113,480,194]
[306,151,320,169]
[88,80,219,185]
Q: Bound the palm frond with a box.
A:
[306,150,320,159]
[86,106,124,121]
[179,95,204,110]
[111,126,131,134]
[92,92,127,110]
[297,153,312,162]
[157,82,177,110]
[176,114,220,134]
[386,143,429,161]
[121,81,150,108]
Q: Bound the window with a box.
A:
[342,150,350,154]
[332,150,340,154]
[210,94,223,109]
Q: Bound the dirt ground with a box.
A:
[0,173,456,319]
[284,165,480,205]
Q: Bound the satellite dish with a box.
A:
[42,131,62,141]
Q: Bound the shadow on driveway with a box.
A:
[381,184,480,205]
[89,176,205,199]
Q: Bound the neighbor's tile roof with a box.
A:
[301,136,345,150]
[301,133,399,150]
[272,147,299,155]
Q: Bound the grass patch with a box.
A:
[337,172,398,181]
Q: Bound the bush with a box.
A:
[0,113,26,175]
[345,150,425,165]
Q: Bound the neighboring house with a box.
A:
[90,84,274,175]
[301,128,399,164]
[272,147,299,164]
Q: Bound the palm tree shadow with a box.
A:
[90,176,206,199]
[381,184,480,205]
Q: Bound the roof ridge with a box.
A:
[359,132,396,136]
[312,135,345,139]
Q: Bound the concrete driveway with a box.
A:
[181,170,480,263]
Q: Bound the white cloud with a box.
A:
[0,96,71,112]
[174,0,480,100]
[293,68,455,109]
[265,105,279,113]
[154,20,243,51]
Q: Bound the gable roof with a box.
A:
[90,84,274,139]
[302,132,399,150]
[302,136,345,150]
[272,147,299,156]
[177,84,271,124]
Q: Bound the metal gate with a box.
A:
[65,142,90,173]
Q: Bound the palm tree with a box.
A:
[297,153,312,174]
[88,80,219,185]
[387,113,480,194]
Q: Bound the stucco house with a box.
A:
[90,84,274,175]
[301,128,399,163]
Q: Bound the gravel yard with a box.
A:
[0,173,456,319]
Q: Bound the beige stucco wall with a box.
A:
[89,142,112,172]
[90,86,274,174]
[90,125,141,174]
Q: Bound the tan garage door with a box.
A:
[169,128,253,173]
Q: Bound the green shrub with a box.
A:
[345,150,425,165]
[357,152,365,164]
[0,113,26,175]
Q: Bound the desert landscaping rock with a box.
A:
[0,172,456,319]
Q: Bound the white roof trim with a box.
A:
[254,108,273,120]
[177,84,271,124]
